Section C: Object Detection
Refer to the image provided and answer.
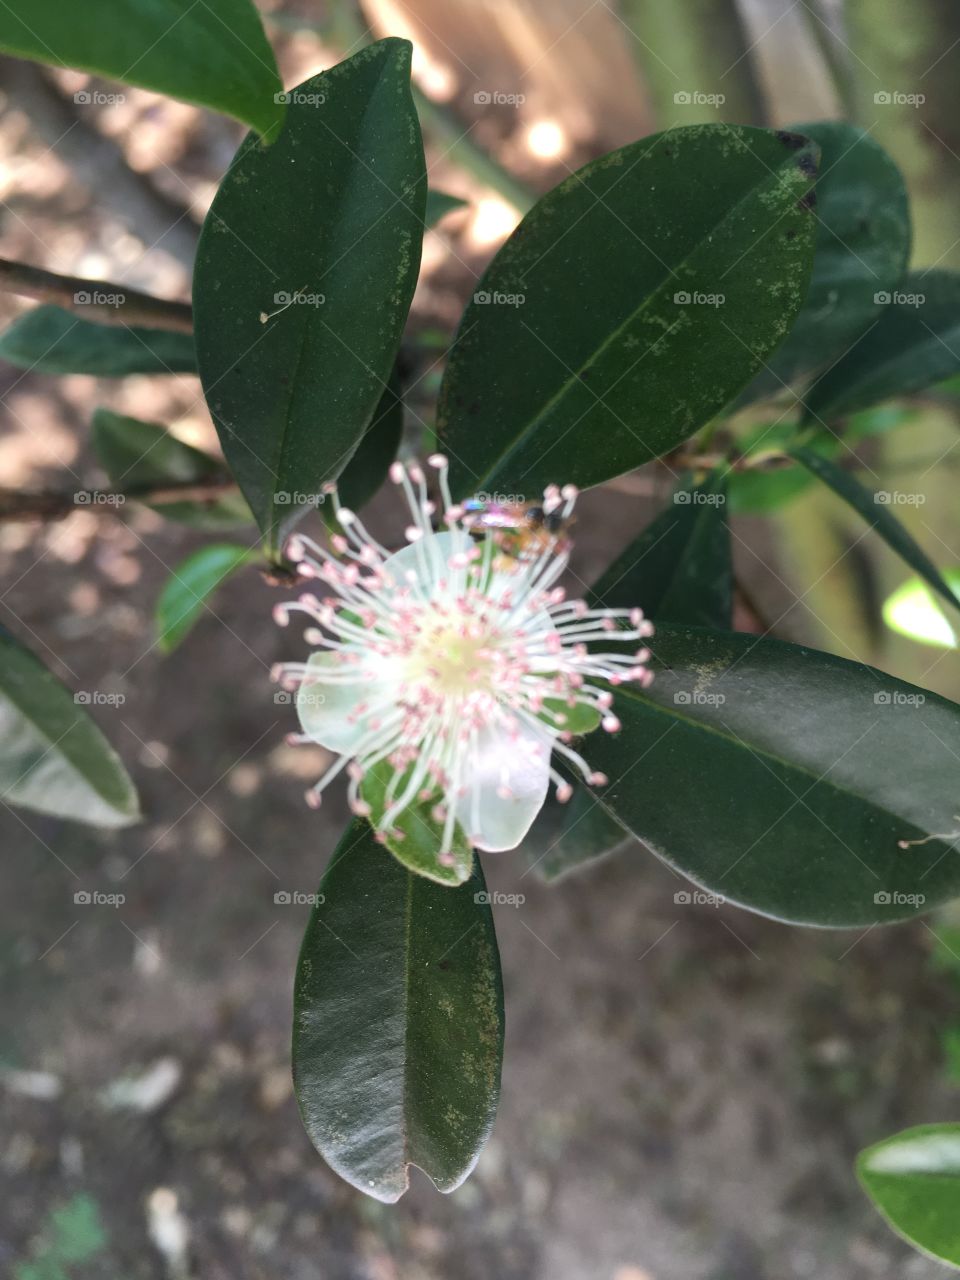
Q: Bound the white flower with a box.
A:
[272,455,653,862]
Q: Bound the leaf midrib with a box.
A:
[467,136,816,491]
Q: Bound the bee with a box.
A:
[461,495,573,565]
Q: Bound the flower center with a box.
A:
[409,614,497,699]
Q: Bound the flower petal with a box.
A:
[296,651,388,755]
[455,720,553,852]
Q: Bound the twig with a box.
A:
[0,256,193,333]
[0,477,239,522]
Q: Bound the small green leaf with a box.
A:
[584,623,960,926]
[858,1124,960,1268]
[155,544,255,653]
[293,820,504,1202]
[92,410,251,527]
[0,629,139,828]
[790,446,959,617]
[437,124,818,498]
[0,305,196,375]
[883,572,960,649]
[589,473,732,629]
[360,760,473,886]
[0,0,282,137]
[805,270,960,420]
[194,41,426,554]
[425,190,468,226]
[738,122,910,404]
[333,372,404,514]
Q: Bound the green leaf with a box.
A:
[804,270,960,420]
[790,446,959,617]
[360,760,473,886]
[333,372,404,514]
[92,410,251,528]
[293,820,504,1202]
[0,0,282,138]
[589,474,732,629]
[425,190,468,226]
[155,544,255,653]
[0,628,139,828]
[737,122,910,405]
[520,776,633,882]
[883,571,960,649]
[0,305,196,375]
[858,1124,960,1268]
[437,124,818,498]
[583,623,960,926]
[194,41,426,554]
[727,405,918,514]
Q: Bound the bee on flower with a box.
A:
[271,455,653,862]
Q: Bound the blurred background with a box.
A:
[2,1,960,1276]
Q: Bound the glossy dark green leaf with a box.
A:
[0,305,196,376]
[426,190,468,226]
[584,623,960,926]
[738,122,910,404]
[293,821,504,1202]
[333,373,404,514]
[804,270,960,420]
[92,410,251,527]
[858,1124,960,1268]
[0,0,282,137]
[155,544,255,653]
[194,41,426,554]
[520,776,633,882]
[360,760,473,886]
[790,446,958,617]
[437,124,818,498]
[0,628,139,827]
[589,474,732,628]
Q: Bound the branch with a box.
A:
[0,256,193,334]
[0,476,238,523]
